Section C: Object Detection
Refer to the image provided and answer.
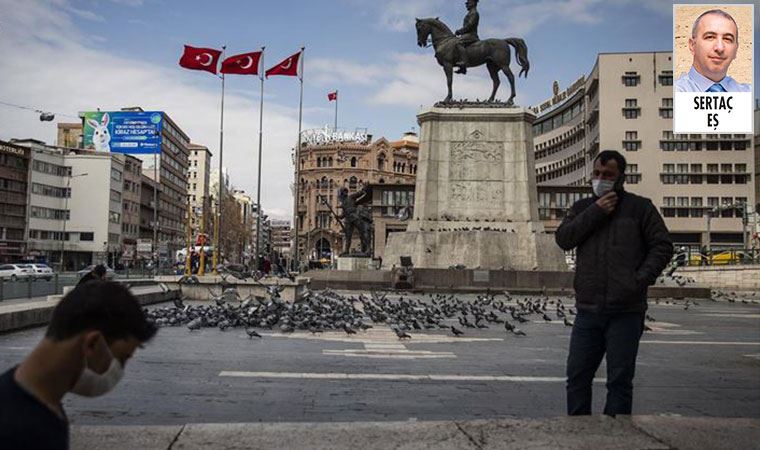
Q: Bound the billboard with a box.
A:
[82,111,163,154]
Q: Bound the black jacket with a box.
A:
[555,191,673,313]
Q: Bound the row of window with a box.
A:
[622,71,673,87]
[30,206,69,220]
[0,203,26,216]
[0,177,27,193]
[0,153,27,171]
[31,182,70,198]
[661,140,747,151]
[29,230,94,241]
[33,160,70,177]
[381,190,414,207]
[661,196,748,218]
[532,99,584,136]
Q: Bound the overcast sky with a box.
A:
[0,0,756,220]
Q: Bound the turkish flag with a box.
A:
[220,51,262,75]
[328,91,337,101]
[179,45,222,74]
[265,51,301,78]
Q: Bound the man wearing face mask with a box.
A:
[0,281,157,449]
[556,150,673,416]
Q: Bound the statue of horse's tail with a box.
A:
[504,38,529,78]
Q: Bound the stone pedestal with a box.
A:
[337,256,372,271]
[383,106,567,271]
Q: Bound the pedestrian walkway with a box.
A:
[70,415,760,449]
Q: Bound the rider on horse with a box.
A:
[455,0,480,74]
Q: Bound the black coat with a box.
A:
[555,191,673,313]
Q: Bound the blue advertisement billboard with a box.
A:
[82,111,163,154]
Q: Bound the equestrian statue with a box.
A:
[415,0,530,105]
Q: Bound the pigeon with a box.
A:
[451,325,464,337]
[394,327,411,340]
[343,324,357,335]
[246,327,262,338]
[563,317,574,327]
[187,318,203,331]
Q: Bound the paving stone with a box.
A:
[629,415,760,450]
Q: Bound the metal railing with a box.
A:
[672,247,760,267]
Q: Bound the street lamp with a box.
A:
[60,172,88,272]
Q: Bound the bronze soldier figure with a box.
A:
[455,0,480,74]
[337,185,372,256]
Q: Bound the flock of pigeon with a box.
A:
[144,267,759,340]
[145,287,586,339]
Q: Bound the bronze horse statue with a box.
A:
[415,17,529,105]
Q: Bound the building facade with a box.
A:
[531,52,755,248]
[295,132,419,263]
[0,140,30,263]
[187,143,212,235]
[269,219,292,265]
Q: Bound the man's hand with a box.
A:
[595,191,618,214]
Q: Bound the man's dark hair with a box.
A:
[692,9,738,42]
[46,281,157,343]
[593,150,626,174]
[92,265,107,277]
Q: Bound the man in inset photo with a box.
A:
[675,9,751,92]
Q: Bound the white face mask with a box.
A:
[70,339,124,397]
[592,179,616,197]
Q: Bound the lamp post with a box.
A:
[60,172,87,272]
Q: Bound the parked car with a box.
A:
[27,263,54,281]
[687,250,752,266]
[76,265,116,279]
[0,264,35,281]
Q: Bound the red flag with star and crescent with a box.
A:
[220,51,262,75]
[265,51,301,78]
[179,45,222,74]
[328,91,337,101]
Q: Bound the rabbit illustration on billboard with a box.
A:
[87,113,111,152]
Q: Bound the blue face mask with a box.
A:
[592,179,615,197]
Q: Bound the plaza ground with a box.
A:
[1,293,758,425]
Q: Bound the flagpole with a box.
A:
[213,45,226,274]
[334,89,338,131]
[255,46,265,273]
[293,46,305,272]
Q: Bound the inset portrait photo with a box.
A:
[673,4,754,133]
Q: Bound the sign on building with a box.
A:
[81,111,163,154]
[136,239,152,254]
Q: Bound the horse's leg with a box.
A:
[496,43,516,106]
[486,62,500,102]
[502,66,516,106]
[443,63,454,102]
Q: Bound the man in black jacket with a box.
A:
[556,150,673,416]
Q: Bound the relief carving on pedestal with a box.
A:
[449,130,504,205]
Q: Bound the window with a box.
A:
[734,164,747,184]
[659,98,673,118]
[622,131,640,151]
[111,168,122,181]
[352,157,358,168]
[690,197,703,218]
[110,189,121,202]
[623,99,640,119]
[622,72,640,86]
[109,211,121,224]
[690,164,703,184]
[349,176,357,189]
[658,71,673,86]
[625,164,640,184]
